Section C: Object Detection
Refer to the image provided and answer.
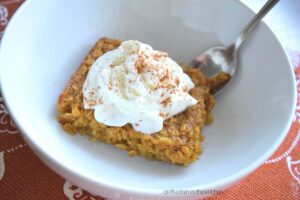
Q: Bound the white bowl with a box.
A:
[0,0,296,199]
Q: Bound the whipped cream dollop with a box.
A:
[83,40,197,134]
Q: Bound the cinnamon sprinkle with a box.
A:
[134,55,144,74]
[144,53,149,59]
[160,97,171,107]
[159,69,170,83]
[98,98,103,104]
[87,99,97,107]
[175,77,180,86]
[132,48,183,98]
[159,112,165,118]
[183,86,188,92]
[153,52,168,61]
[87,97,103,107]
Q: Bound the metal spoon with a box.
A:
[190,0,279,94]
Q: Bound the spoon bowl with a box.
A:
[190,0,279,94]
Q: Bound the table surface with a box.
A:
[0,0,300,200]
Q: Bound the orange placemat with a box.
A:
[0,1,299,199]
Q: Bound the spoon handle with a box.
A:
[234,0,279,50]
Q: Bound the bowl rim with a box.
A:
[0,0,297,197]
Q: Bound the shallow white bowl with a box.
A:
[0,0,296,199]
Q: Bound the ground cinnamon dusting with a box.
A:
[159,69,170,83]
[159,113,165,118]
[134,55,144,74]
[153,52,168,61]
[160,97,172,107]
[175,77,180,86]
[87,100,97,107]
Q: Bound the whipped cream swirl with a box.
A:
[83,40,197,134]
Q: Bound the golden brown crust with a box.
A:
[57,38,219,166]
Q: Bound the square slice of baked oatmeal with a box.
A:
[57,37,226,166]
